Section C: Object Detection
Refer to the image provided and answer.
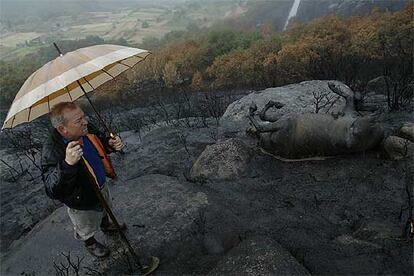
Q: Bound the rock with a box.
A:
[203,231,241,255]
[1,86,412,275]
[398,122,414,142]
[375,111,413,138]
[112,122,216,180]
[0,174,209,275]
[334,235,382,251]
[383,135,414,160]
[203,234,225,254]
[366,76,390,95]
[189,138,252,181]
[359,92,388,112]
[208,236,310,275]
[218,80,347,139]
[353,221,402,241]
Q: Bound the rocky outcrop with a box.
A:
[1,84,412,275]
[208,237,310,275]
[189,138,252,181]
[114,122,217,180]
[0,174,209,275]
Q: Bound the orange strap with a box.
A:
[86,134,117,179]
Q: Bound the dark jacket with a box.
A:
[41,125,112,211]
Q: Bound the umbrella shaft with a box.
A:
[77,80,126,156]
[76,80,111,134]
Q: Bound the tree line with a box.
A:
[132,3,413,110]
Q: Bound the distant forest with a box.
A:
[0,2,412,111]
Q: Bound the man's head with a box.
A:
[50,102,88,140]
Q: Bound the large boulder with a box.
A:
[189,138,252,181]
[398,122,414,142]
[208,236,310,275]
[382,122,414,160]
[218,80,347,139]
[383,135,414,160]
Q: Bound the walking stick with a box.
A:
[81,158,143,269]
[81,159,159,275]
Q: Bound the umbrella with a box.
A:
[2,43,159,274]
[2,43,150,129]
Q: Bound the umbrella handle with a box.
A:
[110,132,125,155]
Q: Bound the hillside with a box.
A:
[295,0,410,23]
[0,0,412,274]
[217,0,410,31]
[1,81,412,275]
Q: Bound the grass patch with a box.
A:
[1,32,44,48]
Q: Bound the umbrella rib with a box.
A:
[101,68,115,79]
[11,114,16,128]
[117,61,133,69]
[82,77,96,90]
[47,95,50,112]
[27,106,32,122]
[65,86,74,101]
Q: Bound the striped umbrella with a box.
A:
[2,44,150,129]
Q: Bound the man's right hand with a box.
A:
[65,141,83,166]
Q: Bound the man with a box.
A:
[41,102,125,258]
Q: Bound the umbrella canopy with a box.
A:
[3,44,150,129]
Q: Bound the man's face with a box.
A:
[58,107,88,140]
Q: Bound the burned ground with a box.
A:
[0,83,412,275]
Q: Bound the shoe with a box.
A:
[141,256,160,276]
[101,222,127,233]
[85,241,110,258]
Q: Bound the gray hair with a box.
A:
[49,102,78,128]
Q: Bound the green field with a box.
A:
[0,1,241,60]
[0,32,44,47]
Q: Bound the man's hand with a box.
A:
[109,135,124,151]
[65,141,83,166]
